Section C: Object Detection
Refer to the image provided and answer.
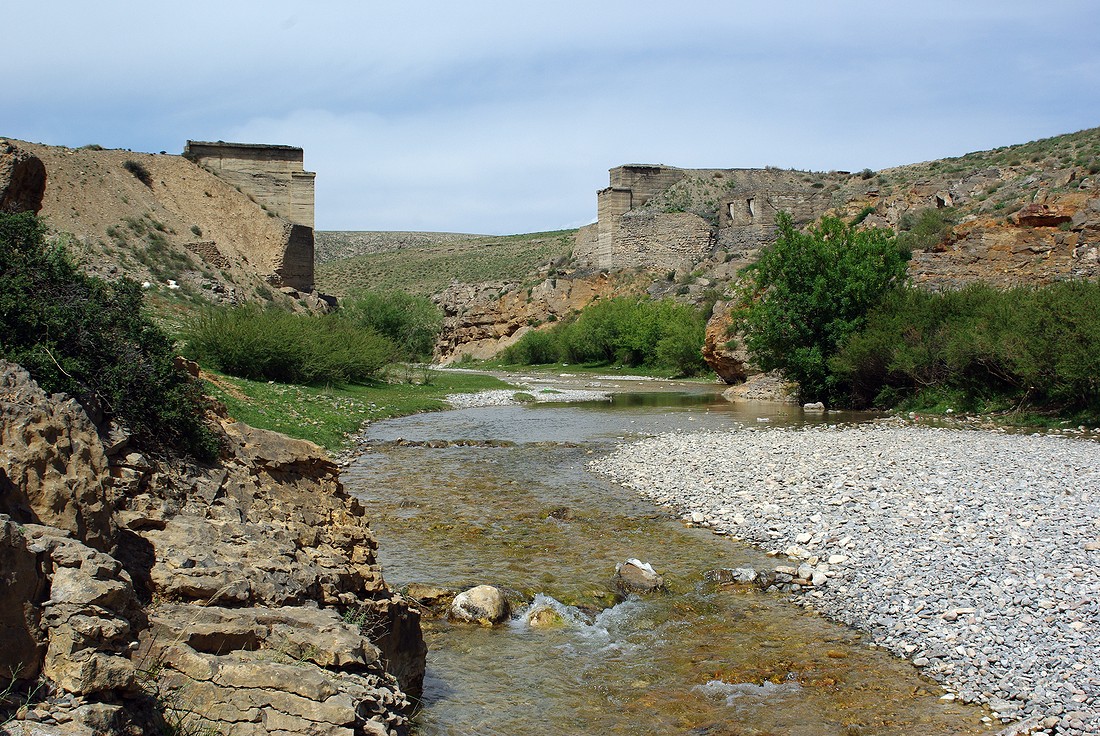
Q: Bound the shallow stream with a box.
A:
[342,382,995,735]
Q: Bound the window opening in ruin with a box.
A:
[747,197,756,220]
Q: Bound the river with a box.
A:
[342,379,995,735]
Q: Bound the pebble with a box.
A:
[591,424,1100,735]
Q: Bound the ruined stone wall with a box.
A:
[610,212,714,270]
[720,190,831,228]
[583,164,835,270]
[184,141,316,228]
[608,165,688,205]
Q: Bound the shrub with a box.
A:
[123,159,153,187]
[831,282,1100,418]
[734,212,909,402]
[0,212,218,458]
[339,290,443,361]
[499,296,709,376]
[897,207,956,253]
[182,305,395,385]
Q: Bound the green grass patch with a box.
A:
[202,369,512,450]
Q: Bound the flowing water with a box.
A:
[343,382,994,736]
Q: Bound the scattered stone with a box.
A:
[614,559,665,594]
[591,424,1100,736]
[450,585,510,625]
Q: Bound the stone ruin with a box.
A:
[575,164,836,271]
[185,141,317,291]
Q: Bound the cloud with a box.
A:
[6,1,1100,232]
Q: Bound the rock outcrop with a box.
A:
[0,362,424,736]
[700,300,747,384]
[434,271,623,363]
[0,142,46,213]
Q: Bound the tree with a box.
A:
[735,212,909,402]
[340,290,443,362]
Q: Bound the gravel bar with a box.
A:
[591,423,1100,735]
[445,387,610,408]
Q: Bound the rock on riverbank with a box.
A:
[0,361,424,735]
[591,423,1100,736]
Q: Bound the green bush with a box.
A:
[897,207,956,253]
[182,305,395,385]
[734,212,909,402]
[0,212,217,458]
[123,159,153,187]
[499,296,709,376]
[339,290,443,361]
[831,282,1100,418]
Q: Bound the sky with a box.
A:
[6,1,1100,234]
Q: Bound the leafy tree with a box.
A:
[735,211,909,402]
[0,211,217,458]
[340,290,443,361]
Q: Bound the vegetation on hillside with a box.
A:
[181,306,396,385]
[0,212,218,458]
[733,212,910,402]
[731,209,1100,423]
[315,230,575,296]
[499,295,710,377]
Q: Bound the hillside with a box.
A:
[315,229,576,297]
[0,138,330,326]
[633,127,1100,229]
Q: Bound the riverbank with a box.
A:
[200,367,513,450]
[591,422,1100,736]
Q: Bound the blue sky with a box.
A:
[6,1,1099,233]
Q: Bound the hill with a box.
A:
[0,138,331,327]
[315,229,576,296]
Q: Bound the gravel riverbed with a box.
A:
[591,423,1100,736]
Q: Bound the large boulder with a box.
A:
[450,585,510,625]
[702,302,748,384]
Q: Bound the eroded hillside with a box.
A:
[1,139,331,321]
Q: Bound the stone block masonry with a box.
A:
[581,164,834,270]
[184,140,317,291]
[184,141,316,228]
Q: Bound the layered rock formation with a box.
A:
[0,362,424,736]
[434,271,623,363]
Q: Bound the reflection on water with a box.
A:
[344,392,993,735]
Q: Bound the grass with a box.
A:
[315,230,575,296]
[202,368,513,450]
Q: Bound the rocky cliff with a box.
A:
[0,362,424,736]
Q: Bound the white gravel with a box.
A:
[591,423,1100,736]
[445,387,610,408]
